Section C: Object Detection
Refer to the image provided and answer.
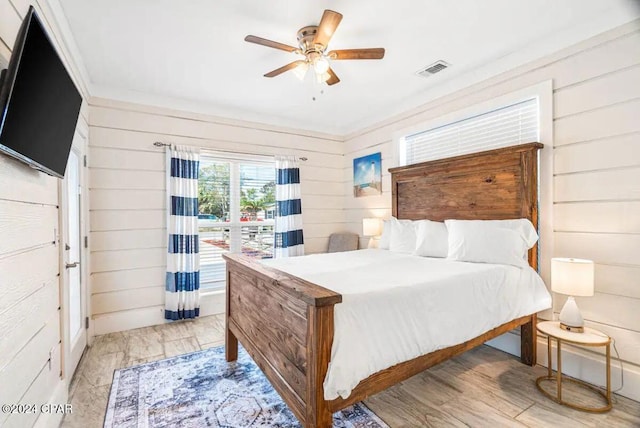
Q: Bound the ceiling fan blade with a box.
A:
[328,48,385,60]
[326,68,340,86]
[264,60,306,78]
[313,10,343,47]
[244,35,298,53]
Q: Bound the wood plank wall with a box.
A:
[87,98,346,334]
[342,20,640,400]
[0,1,90,427]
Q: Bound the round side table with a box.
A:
[535,320,612,413]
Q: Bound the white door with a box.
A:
[62,147,87,379]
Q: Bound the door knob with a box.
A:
[66,262,79,269]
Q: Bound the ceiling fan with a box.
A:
[244,9,385,86]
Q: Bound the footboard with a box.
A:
[223,254,341,427]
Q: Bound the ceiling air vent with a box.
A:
[416,60,450,78]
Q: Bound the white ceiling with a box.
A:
[58,0,640,136]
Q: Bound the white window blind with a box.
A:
[198,154,275,290]
[402,98,539,165]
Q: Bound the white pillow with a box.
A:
[413,220,448,258]
[482,219,538,249]
[445,220,530,268]
[378,220,391,250]
[389,217,417,254]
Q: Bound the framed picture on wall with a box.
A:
[353,152,382,197]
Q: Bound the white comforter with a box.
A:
[262,249,551,400]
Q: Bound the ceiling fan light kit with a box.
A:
[292,62,309,80]
[244,9,385,86]
[313,56,330,74]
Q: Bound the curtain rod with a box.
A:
[153,141,308,161]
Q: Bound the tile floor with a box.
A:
[61,315,640,427]
[62,314,225,427]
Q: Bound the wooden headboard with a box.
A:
[389,143,543,269]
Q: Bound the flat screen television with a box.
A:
[0,6,82,178]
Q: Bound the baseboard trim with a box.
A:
[487,331,640,402]
[33,380,68,428]
[92,291,225,335]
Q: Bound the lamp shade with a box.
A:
[362,218,382,237]
[551,258,594,297]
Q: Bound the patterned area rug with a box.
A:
[104,346,389,427]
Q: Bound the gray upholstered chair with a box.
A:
[327,232,359,253]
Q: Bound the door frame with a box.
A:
[59,128,89,384]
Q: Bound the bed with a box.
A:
[223,142,545,427]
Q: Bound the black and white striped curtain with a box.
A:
[165,145,200,320]
[274,156,304,258]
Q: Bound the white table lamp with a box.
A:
[551,258,594,333]
[362,218,382,249]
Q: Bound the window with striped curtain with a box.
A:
[400,98,539,165]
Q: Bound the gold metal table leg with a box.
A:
[606,343,611,404]
[557,338,562,403]
[547,335,552,377]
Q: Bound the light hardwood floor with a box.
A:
[62,315,640,427]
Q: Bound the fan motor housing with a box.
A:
[297,26,322,53]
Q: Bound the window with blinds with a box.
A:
[198,154,275,290]
[401,98,539,165]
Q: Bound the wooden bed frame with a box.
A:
[223,142,544,427]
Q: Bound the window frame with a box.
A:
[394,82,549,167]
[198,151,276,291]
[399,98,539,166]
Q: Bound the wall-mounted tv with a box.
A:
[0,6,82,178]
